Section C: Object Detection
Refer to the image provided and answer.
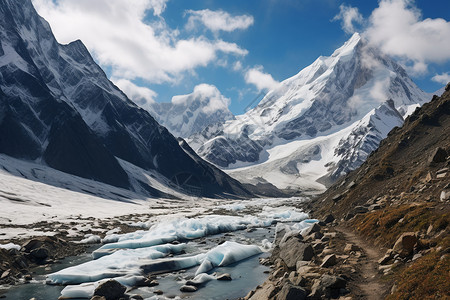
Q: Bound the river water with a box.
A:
[2,228,272,300]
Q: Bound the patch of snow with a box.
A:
[0,242,21,251]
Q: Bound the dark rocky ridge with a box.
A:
[0,0,251,198]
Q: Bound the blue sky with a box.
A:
[33,0,450,115]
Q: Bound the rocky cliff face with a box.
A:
[0,0,250,198]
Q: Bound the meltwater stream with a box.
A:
[3,228,273,300]
[3,201,315,299]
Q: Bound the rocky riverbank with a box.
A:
[242,216,386,300]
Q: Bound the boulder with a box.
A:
[310,275,346,299]
[280,230,303,245]
[148,280,159,287]
[180,285,198,292]
[30,247,49,260]
[1,269,10,280]
[320,254,337,267]
[393,232,417,257]
[324,214,335,224]
[217,273,232,281]
[344,244,359,252]
[279,238,314,269]
[332,194,344,202]
[90,296,106,300]
[22,239,43,252]
[277,284,307,300]
[93,280,126,300]
[429,147,447,164]
[301,223,321,237]
[305,232,324,241]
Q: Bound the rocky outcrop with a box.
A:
[93,280,126,300]
[246,223,353,300]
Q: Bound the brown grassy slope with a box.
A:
[310,84,450,299]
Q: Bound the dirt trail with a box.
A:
[336,226,387,300]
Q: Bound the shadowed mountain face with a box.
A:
[0,0,251,198]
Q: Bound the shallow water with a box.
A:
[2,248,95,300]
[2,228,272,300]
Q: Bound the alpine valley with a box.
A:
[0,1,448,300]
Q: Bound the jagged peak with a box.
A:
[330,32,362,58]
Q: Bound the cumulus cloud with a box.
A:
[113,78,157,105]
[245,66,280,91]
[431,72,450,85]
[171,84,231,114]
[32,0,248,84]
[186,9,254,33]
[363,0,450,75]
[333,4,363,34]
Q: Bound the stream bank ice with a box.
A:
[47,205,313,299]
[98,210,308,254]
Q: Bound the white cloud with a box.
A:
[113,78,158,114]
[333,4,363,34]
[186,9,254,33]
[431,72,450,85]
[245,66,280,91]
[171,84,231,114]
[32,0,248,84]
[233,61,243,71]
[363,0,450,75]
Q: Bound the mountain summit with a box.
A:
[0,0,250,198]
[189,33,429,192]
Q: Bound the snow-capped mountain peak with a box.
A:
[149,84,234,138]
[188,33,429,191]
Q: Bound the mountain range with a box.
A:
[187,33,431,193]
[0,0,250,199]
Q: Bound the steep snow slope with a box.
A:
[227,100,405,191]
[149,84,234,138]
[189,33,429,191]
[0,0,250,198]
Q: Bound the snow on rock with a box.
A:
[78,234,101,244]
[0,243,21,251]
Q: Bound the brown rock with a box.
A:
[429,147,448,164]
[301,223,321,237]
[320,254,337,267]
[344,244,359,252]
[93,280,126,300]
[393,232,417,257]
[279,238,314,269]
[277,283,307,300]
